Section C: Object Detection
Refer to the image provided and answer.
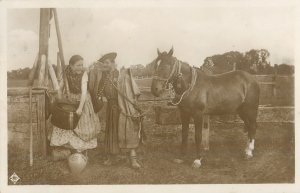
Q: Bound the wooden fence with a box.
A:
[134,74,294,150]
[7,74,294,155]
[134,75,294,106]
[7,88,48,156]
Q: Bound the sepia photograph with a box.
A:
[1,0,299,192]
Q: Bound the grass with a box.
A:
[8,122,294,184]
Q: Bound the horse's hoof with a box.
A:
[191,159,202,168]
[173,158,184,164]
[244,154,253,160]
[244,149,253,159]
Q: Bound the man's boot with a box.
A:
[129,149,141,169]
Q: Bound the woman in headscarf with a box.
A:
[50,55,101,152]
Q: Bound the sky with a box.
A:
[6,5,296,70]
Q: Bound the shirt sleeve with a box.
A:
[81,71,88,94]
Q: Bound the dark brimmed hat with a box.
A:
[98,52,117,63]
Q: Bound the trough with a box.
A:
[7,87,48,156]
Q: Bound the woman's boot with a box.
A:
[130,149,141,169]
[103,154,113,166]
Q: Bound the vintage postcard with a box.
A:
[0,0,299,193]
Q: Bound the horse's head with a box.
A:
[151,47,175,97]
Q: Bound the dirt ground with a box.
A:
[8,121,294,185]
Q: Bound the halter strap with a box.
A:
[165,59,183,86]
[152,58,182,86]
[170,67,197,106]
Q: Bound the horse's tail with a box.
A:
[238,72,260,133]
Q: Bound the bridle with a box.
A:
[152,58,197,105]
[152,59,183,89]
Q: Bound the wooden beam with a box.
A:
[52,8,70,96]
[27,54,39,86]
[47,62,59,90]
[38,92,47,156]
[38,9,50,56]
[7,87,53,96]
[35,8,51,88]
[38,55,46,87]
[56,52,62,83]
[273,64,278,97]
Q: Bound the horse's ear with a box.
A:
[157,48,161,56]
[168,47,174,56]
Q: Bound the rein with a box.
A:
[152,59,182,88]
[170,66,197,105]
[108,78,152,118]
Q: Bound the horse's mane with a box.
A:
[146,58,159,72]
[175,57,204,72]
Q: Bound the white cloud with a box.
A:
[7,6,295,71]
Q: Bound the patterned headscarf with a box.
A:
[65,55,84,94]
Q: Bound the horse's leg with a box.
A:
[192,111,203,168]
[245,114,257,159]
[179,108,190,158]
[240,105,258,159]
[242,82,260,158]
[237,105,250,133]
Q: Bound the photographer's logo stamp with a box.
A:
[9,172,20,184]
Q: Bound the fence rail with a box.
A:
[134,75,294,106]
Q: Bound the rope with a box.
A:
[170,60,198,106]
[108,78,152,118]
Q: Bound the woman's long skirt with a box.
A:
[49,93,101,151]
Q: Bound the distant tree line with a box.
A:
[202,49,294,75]
[128,64,153,77]
[7,49,294,80]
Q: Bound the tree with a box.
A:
[245,49,272,74]
[276,64,294,75]
[202,51,247,74]
[203,49,274,75]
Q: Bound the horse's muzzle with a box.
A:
[151,79,164,97]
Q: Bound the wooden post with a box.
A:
[202,115,210,150]
[37,90,47,156]
[38,55,46,87]
[56,52,62,84]
[47,62,59,91]
[44,61,49,87]
[52,8,70,97]
[38,9,50,58]
[34,8,51,87]
[233,62,236,71]
[27,54,39,86]
[273,64,278,97]
[29,87,33,166]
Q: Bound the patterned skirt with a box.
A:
[50,93,101,151]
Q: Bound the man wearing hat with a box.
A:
[88,52,142,169]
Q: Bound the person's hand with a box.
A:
[76,108,83,116]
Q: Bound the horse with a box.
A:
[151,47,260,168]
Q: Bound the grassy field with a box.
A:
[8,121,294,184]
[7,77,294,184]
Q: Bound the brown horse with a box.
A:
[151,47,260,168]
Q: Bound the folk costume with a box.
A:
[50,56,101,151]
[88,52,142,168]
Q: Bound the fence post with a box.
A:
[273,64,278,97]
[202,115,210,150]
